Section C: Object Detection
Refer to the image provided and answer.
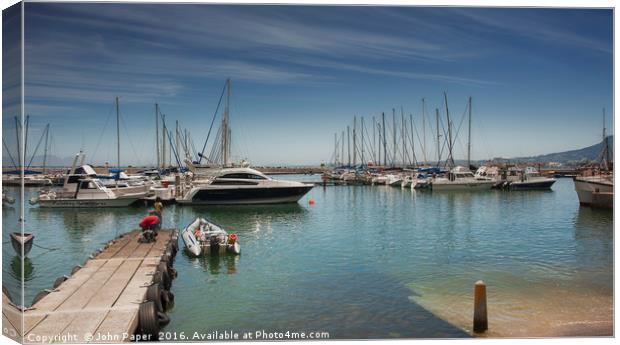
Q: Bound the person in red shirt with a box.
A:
[139,212,160,242]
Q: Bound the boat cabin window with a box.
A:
[211,180,259,185]
[80,181,99,189]
[219,173,266,180]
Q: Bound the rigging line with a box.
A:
[198,81,227,164]
[119,108,141,166]
[451,102,470,155]
[2,138,18,168]
[91,103,114,162]
[166,128,183,167]
[26,125,49,169]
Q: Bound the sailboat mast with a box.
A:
[341,131,345,167]
[353,116,357,166]
[392,109,396,167]
[422,98,427,166]
[436,108,441,166]
[410,113,416,167]
[467,96,472,169]
[162,114,166,168]
[42,124,49,174]
[155,104,160,168]
[372,116,376,164]
[14,116,21,169]
[361,116,365,167]
[382,112,387,166]
[223,78,231,166]
[347,125,351,166]
[444,92,454,168]
[401,108,406,166]
[115,97,120,169]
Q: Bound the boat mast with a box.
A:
[116,97,120,169]
[222,78,231,166]
[444,92,454,168]
[467,96,472,169]
[341,131,345,167]
[436,108,441,166]
[162,114,166,168]
[410,113,416,167]
[347,125,351,167]
[401,108,406,167]
[42,124,49,174]
[155,104,160,169]
[333,133,338,166]
[24,115,29,169]
[372,116,376,164]
[601,108,610,170]
[376,121,381,165]
[14,116,21,169]
[382,112,387,166]
[422,98,427,166]
[354,117,358,166]
[392,108,396,167]
[361,116,365,167]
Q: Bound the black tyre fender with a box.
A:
[145,284,164,313]
[32,290,50,305]
[160,268,172,290]
[157,311,170,327]
[53,276,68,289]
[71,265,82,275]
[138,301,160,338]
[162,290,174,311]
[169,267,178,280]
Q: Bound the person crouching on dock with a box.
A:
[139,211,160,243]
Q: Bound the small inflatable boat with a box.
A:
[181,218,240,257]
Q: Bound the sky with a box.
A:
[2,3,614,166]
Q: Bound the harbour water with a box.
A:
[2,177,612,338]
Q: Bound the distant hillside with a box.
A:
[503,136,613,163]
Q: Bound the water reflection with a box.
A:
[10,256,34,282]
[184,252,240,275]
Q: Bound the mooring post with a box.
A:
[473,280,488,333]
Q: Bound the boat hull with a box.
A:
[37,197,140,208]
[178,185,313,205]
[10,232,34,257]
[509,179,556,190]
[574,177,613,208]
[430,181,494,191]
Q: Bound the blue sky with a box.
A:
[2,4,613,166]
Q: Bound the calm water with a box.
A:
[2,177,613,338]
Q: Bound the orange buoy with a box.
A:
[228,234,237,244]
[308,199,315,205]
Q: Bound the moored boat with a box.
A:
[10,232,34,257]
[181,218,240,257]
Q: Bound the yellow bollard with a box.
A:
[473,280,488,333]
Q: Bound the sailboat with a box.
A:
[430,95,494,191]
[573,109,613,208]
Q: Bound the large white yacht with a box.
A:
[430,166,495,191]
[177,167,313,205]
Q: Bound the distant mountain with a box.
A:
[497,136,613,164]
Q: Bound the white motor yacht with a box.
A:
[29,153,146,208]
[430,166,495,191]
[177,167,313,205]
[507,167,556,190]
